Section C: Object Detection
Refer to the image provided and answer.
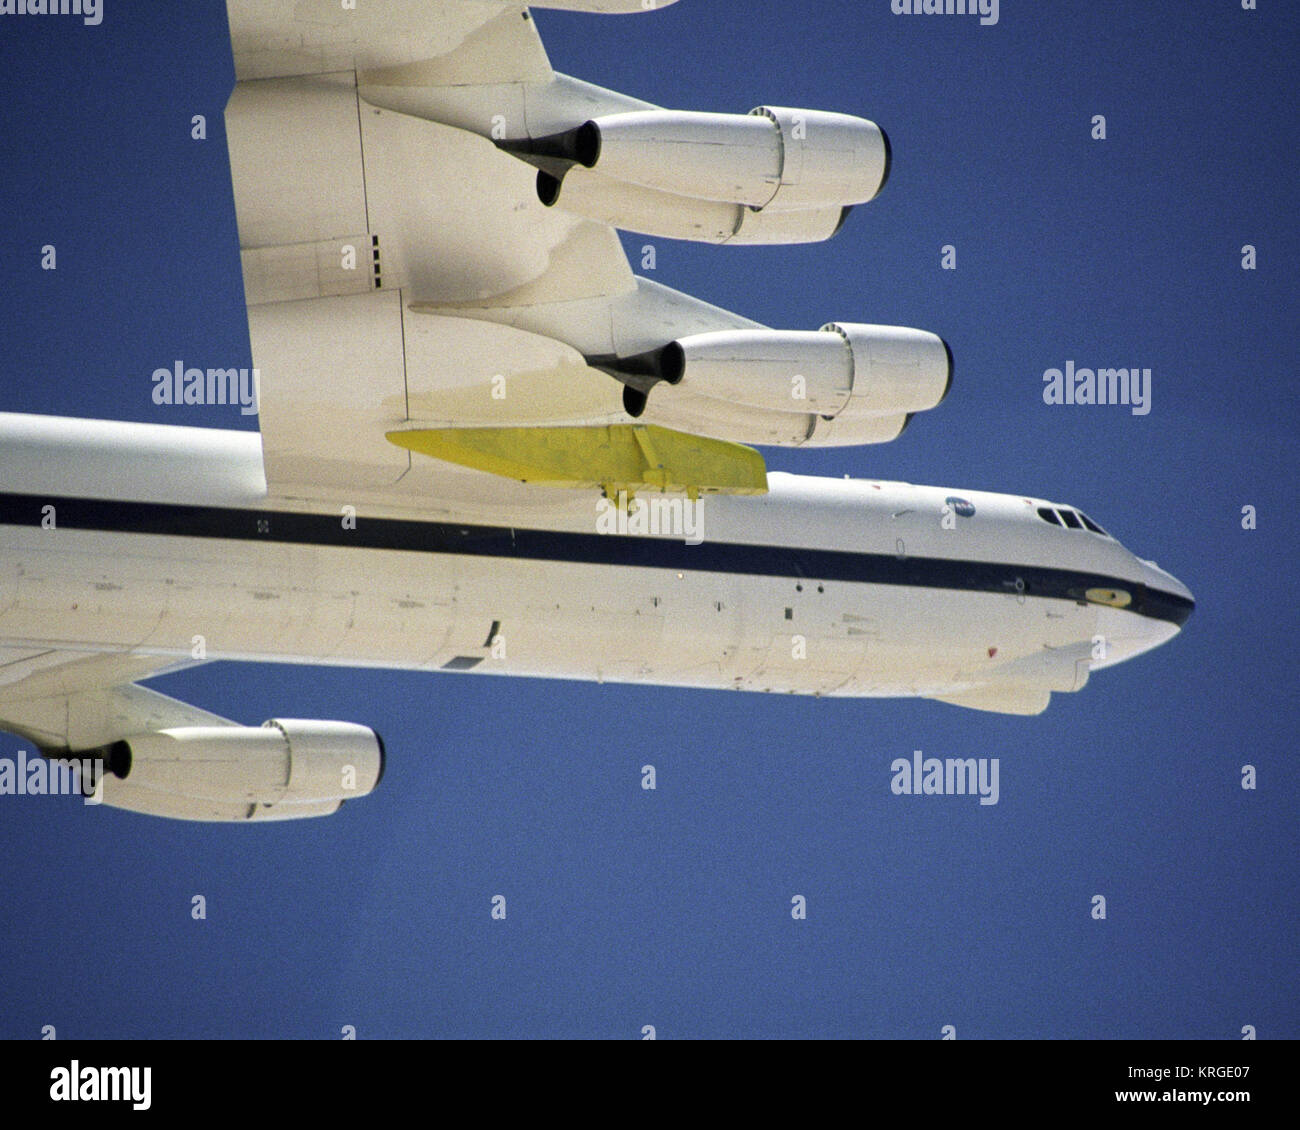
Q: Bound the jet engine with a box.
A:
[507,106,888,243]
[88,719,384,822]
[593,323,951,445]
[537,168,853,246]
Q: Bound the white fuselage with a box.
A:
[0,413,1192,712]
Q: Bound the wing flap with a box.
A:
[387,423,770,498]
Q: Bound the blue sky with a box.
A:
[0,0,1296,1039]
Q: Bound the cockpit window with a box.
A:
[1038,505,1112,536]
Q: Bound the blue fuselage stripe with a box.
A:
[0,493,1193,626]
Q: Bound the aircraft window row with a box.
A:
[1036,506,1110,537]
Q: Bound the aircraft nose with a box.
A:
[1139,559,1195,628]
[1089,559,1192,669]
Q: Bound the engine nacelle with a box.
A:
[538,167,852,245]
[668,329,852,413]
[819,323,953,419]
[802,411,913,448]
[629,324,951,422]
[642,394,911,448]
[751,107,891,212]
[531,107,888,212]
[100,719,384,815]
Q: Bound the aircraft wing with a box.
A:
[0,650,227,752]
[226,0,556,84]
[222,0,950,511]
[226,0,675,82]
[0,647,389,823]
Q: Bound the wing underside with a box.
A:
[0,650,226,752]
[222,0,947,507]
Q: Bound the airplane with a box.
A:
[0,0,1193,822]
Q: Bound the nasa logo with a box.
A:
[946,496,976,518]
